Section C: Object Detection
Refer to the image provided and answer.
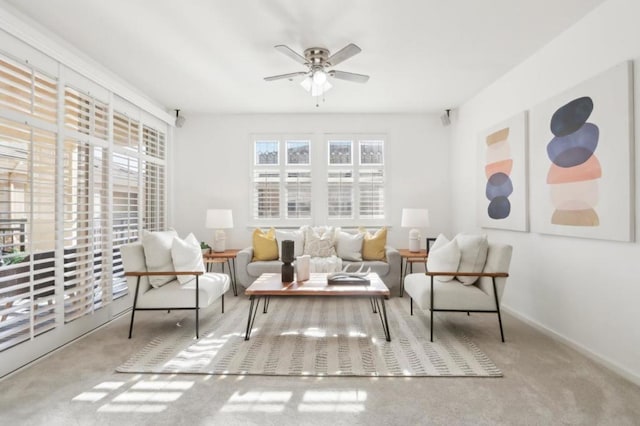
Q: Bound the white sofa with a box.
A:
[236,245,401,292]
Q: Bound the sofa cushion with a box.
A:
[275,228,304,259]
[247,260,283,277]
[309,255,343,273]
[343,259,390,276]
[171,232,205,284]
[252,228,279,261]
[454,233,489,285]
[141,229,178,288]
[359,227,387,261]
[426,234,460,283]
[335,230,364,261]
[303,226,337,257]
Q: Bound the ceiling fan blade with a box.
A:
[264,71,308,82]
[274,45,308,65]
[327,43,362,66]
[329,70,369,83]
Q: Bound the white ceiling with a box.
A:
[4,0,606,115]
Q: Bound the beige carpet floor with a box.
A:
[0,291,639,425]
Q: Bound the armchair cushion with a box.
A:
[135,273,230,309]
[141,229,178,288]
[454,233,489,285]
[426,234,460,282]
[171,233,205,284]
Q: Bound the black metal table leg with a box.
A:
[376,297,391,342]
[369,297,378,313]
[245,295,260,340]
[228,258,238,296]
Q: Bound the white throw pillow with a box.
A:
[171,233,206,284]
[426,234,460,283]
[335,230,364,261]
[302,226,337,257]
[275,228,305,259]
[454,233,489,285]
[141,229,178,288]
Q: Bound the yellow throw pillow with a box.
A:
[359,227,387,261]
[252,227,278,261]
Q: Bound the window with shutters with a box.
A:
[252,137,312,221]
[327,137,386,222]
[0,118,57,352]
[142,125,166,231]
[62,139,110,322]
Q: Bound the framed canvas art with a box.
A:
[529,61,634,241]
[478,111,528,231]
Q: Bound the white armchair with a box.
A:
[404,241,512,342]
[121,242,230,339]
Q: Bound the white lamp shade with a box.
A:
[401,208,430,228]
[206,209,233,229]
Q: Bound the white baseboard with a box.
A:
[501,305,640,388]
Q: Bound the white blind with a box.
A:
[112,152,139,300]
[63,140,111,323]
[142,125,165,160]
[285,170,311,219]
[253,169,280,219]
[0,56,57,124]
[143,160,165,231]
[358,168,385,219]
[64,87,109,140]
[113,112,140,153]
[0,118,56,352]
[327,170,353,219]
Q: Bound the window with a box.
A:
[0,118,57,351]
[0,49,168,358]
[250,134,386,224]
[252,137,311,221]
[327,137,385,221]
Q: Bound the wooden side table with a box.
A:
[203,249,240,296]
[398,248,428,297]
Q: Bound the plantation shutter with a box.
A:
[0,56,57,123]
[111,152,139,300]
[142,124,166,231]
[327,170,353,219]
[358,168,385,219]
[285,170,311,219]
[253,170,280,219]
[142,161,165,231]
[0,119,56,351]
[63,140,110,322]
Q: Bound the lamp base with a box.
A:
[408,238,420,252]
[213,230,226,252]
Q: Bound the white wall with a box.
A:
[450,0,640,384]
[170,113,451,251]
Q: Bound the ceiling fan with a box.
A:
[264,43,369,105]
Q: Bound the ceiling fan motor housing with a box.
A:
[303,47,329,66]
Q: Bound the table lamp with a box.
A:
[401,208,430,252]
[205,209,233,252]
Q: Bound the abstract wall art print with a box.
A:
[477,111,528,231]
[530,61,634,241]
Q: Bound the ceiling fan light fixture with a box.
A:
[312,69,327,85]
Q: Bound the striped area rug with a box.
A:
[117,296,502,377]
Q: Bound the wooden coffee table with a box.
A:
[244,272,391,341]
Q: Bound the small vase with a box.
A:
[281,240,295,283]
